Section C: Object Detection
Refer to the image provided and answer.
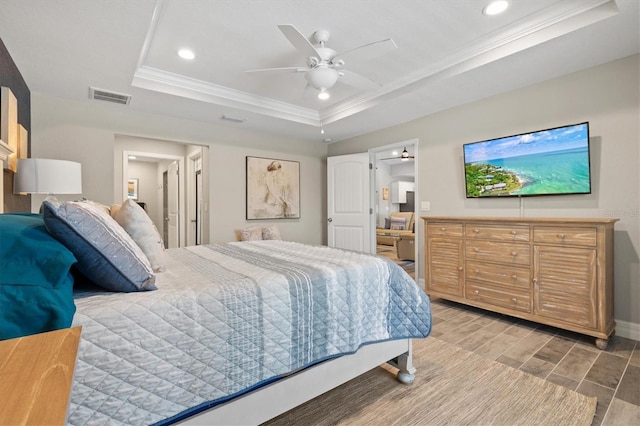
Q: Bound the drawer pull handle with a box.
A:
[511,298,518,303]
[475,269,480,274]
[558,233,566,239]
[458,266,463,271]
[512,274,517,279]
[511,251,518,256]
[474,229,479,233]
[475,248,480,253]
[474,290,480,295]
[441,227,446,232]
[511,230,517,235]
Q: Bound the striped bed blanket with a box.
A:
[68,240,432,425]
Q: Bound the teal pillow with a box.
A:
[0,213,77,340]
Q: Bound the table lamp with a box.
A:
[14,158,82,202]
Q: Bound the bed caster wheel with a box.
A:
[397,371,415,385]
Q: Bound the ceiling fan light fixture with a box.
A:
[306,67,339,91]
[401,148,410,159]
[317,88,330,100]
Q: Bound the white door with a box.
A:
[327,153,372,253]
[167,160,180,248]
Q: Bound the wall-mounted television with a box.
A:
[463,122,591,198]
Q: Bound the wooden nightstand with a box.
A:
[0,326,82,425]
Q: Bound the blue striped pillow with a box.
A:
[43,200,156,292]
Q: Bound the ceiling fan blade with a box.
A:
[245,66,308,74]
[278,24,322,60]
[334,38,397,65]
[338,69,381,91]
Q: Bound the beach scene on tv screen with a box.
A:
[464,123,591,197]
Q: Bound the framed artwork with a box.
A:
[382,187,389,200]
[127,178,139,200]
[246,156,300,220]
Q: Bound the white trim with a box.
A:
[615,319,640,341]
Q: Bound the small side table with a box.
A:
[0,326,82,425]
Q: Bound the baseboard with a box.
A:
[418,277,639,342]
[615,319,640,341]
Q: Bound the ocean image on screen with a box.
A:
[464,123,591,197]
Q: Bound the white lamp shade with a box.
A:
[14,158,82,195]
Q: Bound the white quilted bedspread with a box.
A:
[68,241,431,425]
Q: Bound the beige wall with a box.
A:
[31,94,327,245]
[29,55,639,336]
[329,54,640,337]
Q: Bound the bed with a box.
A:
[0,200,431,425]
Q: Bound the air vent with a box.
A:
[89,87,131,105]
[219,114,247,123]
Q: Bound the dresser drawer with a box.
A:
[465,224,529,241]
[533,226,597,247]
[427,222,463,237]
[465,241,530,266]
[466,282,531,313]
[466,261,530,289]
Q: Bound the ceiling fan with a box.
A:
[381,147,414,161]
[246,25,397,99]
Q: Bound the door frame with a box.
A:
[369,138,419,278]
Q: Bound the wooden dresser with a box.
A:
[422,217,617,348]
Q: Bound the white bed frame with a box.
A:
[180,338,415,425]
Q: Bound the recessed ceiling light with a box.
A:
[178,48,195,60]
[483,0,509,16]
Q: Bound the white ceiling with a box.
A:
[1,0,638,144]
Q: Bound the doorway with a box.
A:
[371,140,418,279]
[326,140,418,278]
[118,136,210,248]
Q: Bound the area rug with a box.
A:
[265,338,597,425]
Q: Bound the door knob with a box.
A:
[328,218,333,222]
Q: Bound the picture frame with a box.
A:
[382,187,389,200]
[246,156,300,220]
[127,178,139,200]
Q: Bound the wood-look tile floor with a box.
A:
[381,248,640,426]
[429,300,639,425]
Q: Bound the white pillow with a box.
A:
[114,199,166,272]
[240,226,263,241]
[262,225,281,240]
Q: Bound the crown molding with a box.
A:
[133,0,618,129]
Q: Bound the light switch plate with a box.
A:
[421,201,431,211]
